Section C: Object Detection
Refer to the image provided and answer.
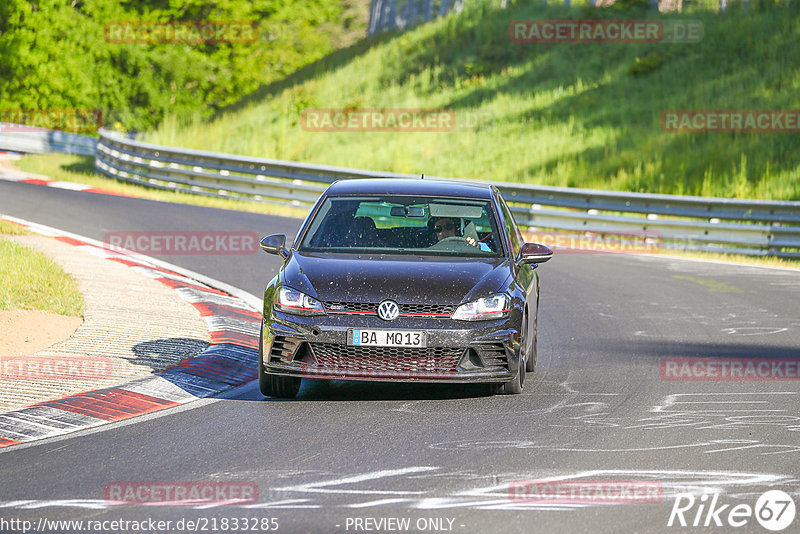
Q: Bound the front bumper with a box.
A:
[262,310,519,384]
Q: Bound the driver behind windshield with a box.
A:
[431,217,477,247]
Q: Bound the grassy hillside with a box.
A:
[145,0,800,200]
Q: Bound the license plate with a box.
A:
[349,329,426,348]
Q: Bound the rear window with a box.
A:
[299,195,503,257]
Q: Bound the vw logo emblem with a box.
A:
[377,300,400,321]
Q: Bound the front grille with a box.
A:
[400,304,456,316]
[309,343,463,374]
[324,301,375,314]
[323,302,455,317]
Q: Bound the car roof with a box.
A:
[323,178,496,200]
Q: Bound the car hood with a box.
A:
[281,252,511,305]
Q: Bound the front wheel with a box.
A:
[501,309,530,394]
[258,331,300,398]
[500,349,526,394]
[526,311,537,373]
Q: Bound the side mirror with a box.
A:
[519,242,553,264]
[260,234,288,258]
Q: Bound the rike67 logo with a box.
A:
[668,490,796,531]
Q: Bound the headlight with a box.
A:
[274,287,326,316]
[451,294,510,321]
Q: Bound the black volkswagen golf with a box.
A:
[258,178,552,397]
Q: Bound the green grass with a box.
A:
[14,154,309,218]
[657,248,800,269]
[143,0,800,200]
[0,220,29,235]
[0,233,85,317]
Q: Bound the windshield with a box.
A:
[299,195,503,257]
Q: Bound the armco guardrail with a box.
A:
[0,124,96,156]
[93,128,800,258]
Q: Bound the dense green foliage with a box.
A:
[4,0,799,199]
[147,0,800,200]
[0,0,366,132]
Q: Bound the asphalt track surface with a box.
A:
[0,180,799,534]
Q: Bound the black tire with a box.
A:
[526,310,537,373]
[260,372,301,399]
[502,309,528,395]
[258,331,300,398]
[501,351,525,394]
[483,383,502,396]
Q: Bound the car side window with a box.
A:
[499,197,521,257]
